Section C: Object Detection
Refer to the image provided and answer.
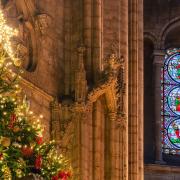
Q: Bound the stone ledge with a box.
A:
[145,164,180,174]
[21,78,53,102]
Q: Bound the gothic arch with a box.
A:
[144,32,157,49]
[144,32,155,163]
[160,17,180,49]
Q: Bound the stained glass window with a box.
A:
[162,48,180,155]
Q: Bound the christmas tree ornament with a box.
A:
[35,155,42,170]
[35,136,43,145]
[13,126,21,132]
[21,146,34,157]
[2,165,12,180]
[1,136,11,147]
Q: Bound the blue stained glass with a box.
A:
[167,54,180,83]
[162,48,180,155]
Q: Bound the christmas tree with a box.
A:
[0,10,72,180]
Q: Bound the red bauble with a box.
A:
[8,113,17,129]
[21,146,33,157]
[36,136,43,145]
[58,171,71,180]
[35,155,42,169]
[51,176,58,180]
[0,153,3,160]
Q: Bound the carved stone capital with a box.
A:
[73,102,87,113]
[108,111,117,121]
[153,50,165,65]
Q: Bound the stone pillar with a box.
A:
[128,0,143,179]
[92,100,104,180]
[109,111,117,180]
[72,104,89,180]
[119,0,128,179]
[153,50,165,164]
[118,119,127,180]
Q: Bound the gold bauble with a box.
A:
[13,126,20,133]
[16,169,23,178]
[30,141,36,147]
[1,137,11,147]
[14,58,22,67]
[17,136,21,141]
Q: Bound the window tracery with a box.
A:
[162,48,180,155]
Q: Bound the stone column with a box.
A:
[72,104,89,180]
[128,0,143,179]
[92,100,104,180]
[153,50,165,164]
[109,111,117,180]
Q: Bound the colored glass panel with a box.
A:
[162,48,180,155]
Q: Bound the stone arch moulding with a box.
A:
[144,31,158,49]
[1,0,52,72]
[159,17,180,49]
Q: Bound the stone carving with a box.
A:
[35,13,52,35]
[1,0,51,71]
[50,98,61,144]
[49,47,126,168]
[88,52,125,114]
[74,46,88,103]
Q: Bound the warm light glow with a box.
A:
[0,10,19,65]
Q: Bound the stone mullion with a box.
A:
[153,50,165,164]
[128,0,143,179]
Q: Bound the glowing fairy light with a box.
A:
[0,10,19,64]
